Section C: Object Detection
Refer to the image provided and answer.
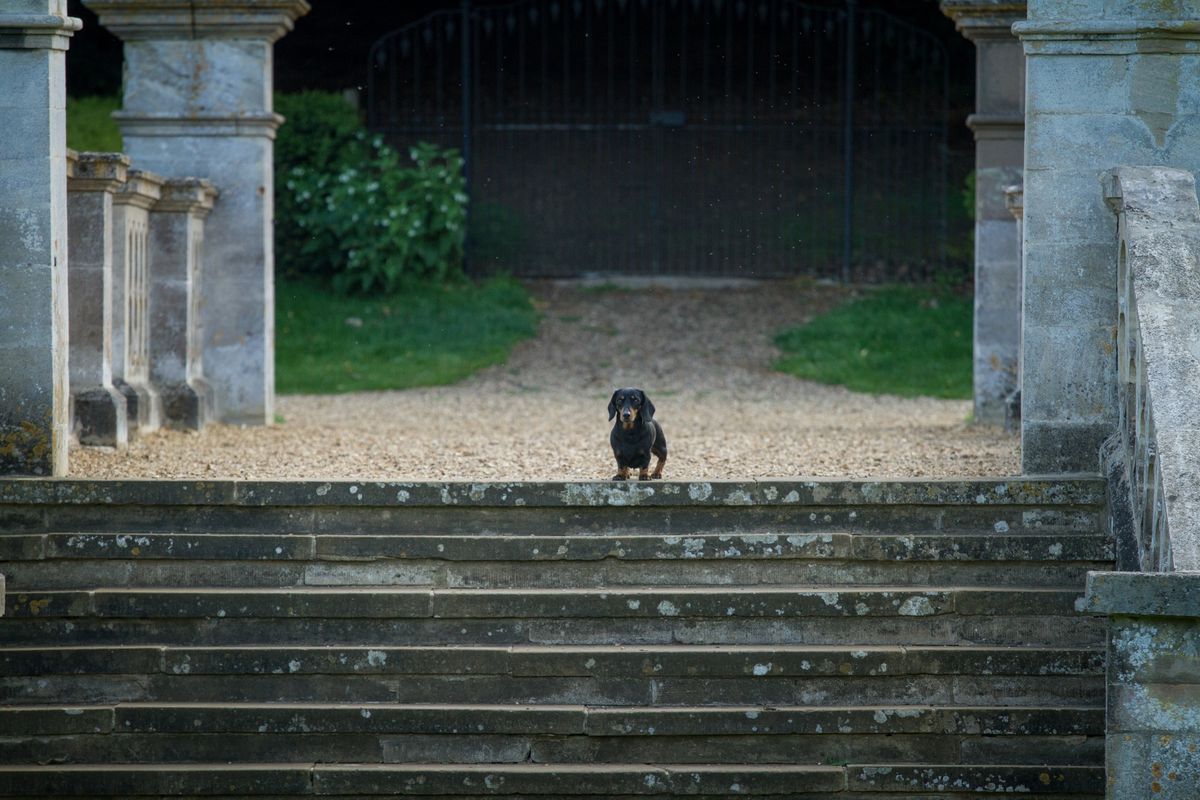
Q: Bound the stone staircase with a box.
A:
[0,478,1111,797]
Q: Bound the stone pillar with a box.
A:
[1003,184,1024,433]
[0,2,80,476]
[85,0,310,425]
[1085,573,1200,798]
[148,178,218,431]
[112,168,164,436]
[941,1,1028,426]
[67,150,130,448]
[1014,0,1200,473]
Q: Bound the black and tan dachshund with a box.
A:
[608,388,667,481]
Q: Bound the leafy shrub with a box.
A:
[286,139,467,294]
[274,91,467,293]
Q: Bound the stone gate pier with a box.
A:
[0,1,79,476]
[85,0,311,426]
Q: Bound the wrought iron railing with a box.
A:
[367,0,952,280]
[1103,166,1200,573]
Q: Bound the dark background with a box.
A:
[66,0,975,148]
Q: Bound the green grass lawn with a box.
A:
[67,96,122,152]
[773,285,972,399]
[275,277,539,395]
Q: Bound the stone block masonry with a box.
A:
[85,0,311,426]
[0,2,80,476]
[1015,0,1200,472]
[66,151,130,448]
[1085,572,1200,800]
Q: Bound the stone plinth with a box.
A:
[941,1,1027,426]
[67,150,130,448]
[85,0,310,426]
[0,2,80,476]
[148,178,218,431]
[112,168,164,436]
[1085,572,1200,799]
[1015,0,1200,473]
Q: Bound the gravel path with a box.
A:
[70,280,1019,480]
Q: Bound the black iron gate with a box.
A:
[368,0,949,280]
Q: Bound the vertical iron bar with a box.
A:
[841,0,856,284]
[461,0,472,274]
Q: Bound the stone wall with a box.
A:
[1015,0,1200,473]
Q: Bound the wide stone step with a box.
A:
[0,644,1106,679]
[0,479,1105,540]
[0,703,1104,736]
[0,704,1106,768]
[2,586,1087,620]
[0,615,1108,650]
[1,532,1113,562]
[0,532,1114,590]
[0,645,1105,707]
[0,762,1106,796]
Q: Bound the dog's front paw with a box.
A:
[650,472,663,480]
[612,474,628,481]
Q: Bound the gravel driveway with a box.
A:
[70,280,1019,480]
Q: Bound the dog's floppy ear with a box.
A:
[608,391,620,422]
[640,391,655,421]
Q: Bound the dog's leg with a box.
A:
[651,454,666,480]
[638,467,650,481]
[612,465,631,481]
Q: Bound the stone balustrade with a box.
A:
[1084,166,1200,798]
[67,153,220,438]
[1099,167,1200,575]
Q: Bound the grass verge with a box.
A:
[276,277,539,395]
[773,285,972,399]
[67,96,121,153]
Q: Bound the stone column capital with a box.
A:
[155,177,219,218]
[67,151,131,194]
[940,1,1026,41]
[114,168,165,210]
[0,10,82,50]
[83,0,309,43]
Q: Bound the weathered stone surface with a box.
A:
[1086,572,1200,619]
[147,177,217,430]
[311,763,846,795]
[115,704,585,735]
[1014,0,1200,472]
[0,477,1107,508]
[66,151,130,448]
[0,764,313,796]
[848,764,1104,793]
[0,2,79,476]
[111,167,164,436]
[1102,167,1200,573]
[44,533,315,561]
[86,0,311,427]
[0,476,1111,795]
[0,706,112,735]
